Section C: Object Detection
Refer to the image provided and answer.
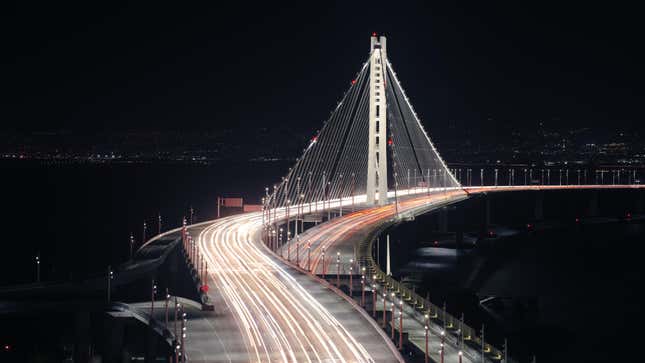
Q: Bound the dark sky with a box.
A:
[1,1,643,134]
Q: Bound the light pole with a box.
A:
[390,302,395,339]
[295,237,300,266]
[349,260,353,297]
[321,248,326,275]
[174,299,179,340]
[142,221,147,244]
[130,233,135,259]
[336,252,341,288]
[382,292,387,327]
[372,281,377,317]
[107,265,113,303]
[181,310,186,362]
[151,280,157,316]
[339,174,344,216]
[35,253,40,283]
[158,213,162,235]
[440,330,445,363]
[398,300,403,350]
[189,205,194,225]
[165,288,170,327]
[424,325,429,363]
[481,324,485,363]
[307,243,312,272]
[547,169,551,185]
[361,267,366,307]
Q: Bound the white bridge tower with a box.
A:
[366,34,388,205]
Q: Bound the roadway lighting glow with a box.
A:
[441,331,445,336]
[391,292,395,297]
[459,351,463,356]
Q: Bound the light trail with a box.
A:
[197,211,378,363]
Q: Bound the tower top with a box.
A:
[370,34,386,52]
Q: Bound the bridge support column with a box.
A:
[588,190,599,217]
[455,205,465,259]
[104,312,127,362]
[635,190,644,214]
[144,325,159,362]
[480,194,491,235]
[438,207,448,233]
[534,191,544,221]
[74,311,91,363]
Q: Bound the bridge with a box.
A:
[180,35,642,363]
[3,35,643,362]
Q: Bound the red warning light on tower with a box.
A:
[372,32,377,37]
[311,135,318,143]
[351,79,356,85]
[387,138,393,146]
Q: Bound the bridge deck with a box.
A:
[179,216,403,362]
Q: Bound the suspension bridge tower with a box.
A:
[367,34,388,205]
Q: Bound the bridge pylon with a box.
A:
[366,34,388,205]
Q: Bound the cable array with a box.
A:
[266,56,461,210]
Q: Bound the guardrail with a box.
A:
[356,201,514,363]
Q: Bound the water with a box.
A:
[382,191,645,362]
[0,160,288,286]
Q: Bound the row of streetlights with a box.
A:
[450,167,640,187]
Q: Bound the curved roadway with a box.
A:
[192,210,403,362]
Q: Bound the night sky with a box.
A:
[2,1,642,134]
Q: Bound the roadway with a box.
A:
[278,184,645,362]
[188,213,404,362]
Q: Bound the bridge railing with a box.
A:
[358,222,513,363]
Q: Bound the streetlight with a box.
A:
[165,288,170,327]
[35,253,40,283]
[336,252,341,288]
[424,325,429,363]
[398,300,403,350]
[142,221,147,244]
[440,330,445,363]
[130,233,135,259]
[390,302,395,340]
[372,282,377,316]
[107,265,114,303]
[295,237,300,266]
[382,292,387,328]
[307,242,312,272]
[151,280,157,316]
[181,310,187,362]
[361,267,366,307]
